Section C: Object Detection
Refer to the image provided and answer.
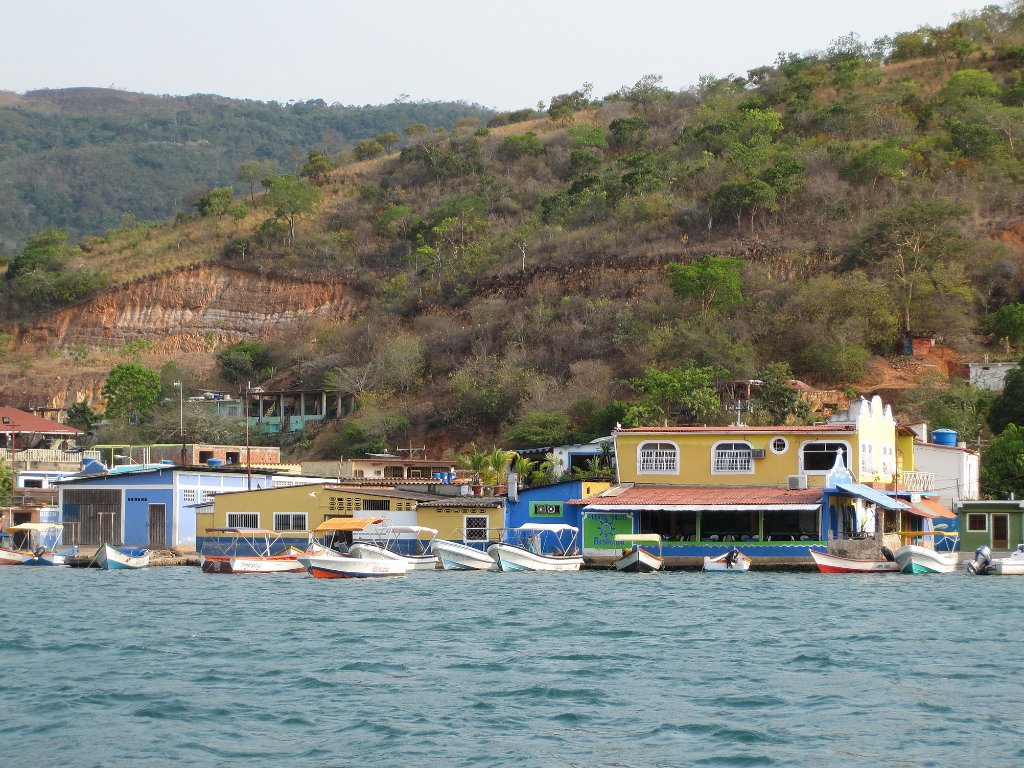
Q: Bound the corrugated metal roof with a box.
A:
[0,407,82,435]
[615,424,855,434]
[574,484,822,511]
[835,483,908,511]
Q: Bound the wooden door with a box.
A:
[148,504,167,548]
[993,514,1009,550]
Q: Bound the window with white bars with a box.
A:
[638,442,678,474]
[227,512,259,528]
[273,512,307,531]
[712,442,753,473]
[202,490,216,502]
[183,489,197,504]
[362,499,390,511]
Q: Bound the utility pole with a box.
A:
[173,381,185,465]
[245,382,252,491]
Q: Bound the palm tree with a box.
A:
[483,446,512,487]
[511,455,534,488]
[530,451,559,486]
[456,444,489,487]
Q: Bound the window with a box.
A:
[183,489,197,504]
[227,512,259,528]
[801,441,851,473]
[638,442,678,474]
[465,515,489,541]
[274,512,307,531]
[770,437,788,454]
[967,514,987,532]
[713,442,753,473]
[362,499,390,511]
[202,490,216,502]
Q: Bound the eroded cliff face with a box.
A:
[15,266,364,352]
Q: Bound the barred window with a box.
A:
[273,512,307,531]
[227,512,259,528]
[362,499,390,511]
[638,442,678,474]
[713,442,753,473]
[465,515,489,541]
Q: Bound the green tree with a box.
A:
[846,201,972,335]
[216,340,274,386]
[898,372,992,444]
[981,423,1024,499]
[0,457,12,506]
[613,74,673,113]
[264,175,322,243]
[941,69,1000,106]
[6,229,73,279]
[194,186,234,216]
[299,150,333,183]
[988,304,1024,350]
[608,116,649,151]
[500,133,545,160]
[353,139,385,160]
[237,159,278,203]
[624,364,725,426]
[505,411,575,447]
[375,131,401,152]
[102,363,162,423]
[667,256,744,316]
[988,363,1024,435]
[66,400,100,432]
[548,83,594,122]
[753,362,811,425]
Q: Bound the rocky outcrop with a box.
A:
[15,265,364,352]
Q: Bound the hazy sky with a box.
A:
[3,0,993,110]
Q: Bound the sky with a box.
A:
[2,0,996,111]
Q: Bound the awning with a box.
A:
[314,517,385,533]
[834,483,908,511]
[908,498,956,519]
[8,522,63,532]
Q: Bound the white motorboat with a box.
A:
[703,548,751,572]
[894,544,958,574]
[200,528,306,574]
[433,539,499,571]
[297,553,408,578]
[966,544,1024,575]
[7,523,77,566]
[349,525,439,570]
[810,549,900,574]
[611,533,663,573]
[96,543,151,570]
[487,523,583,572]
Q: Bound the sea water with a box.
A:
[2,567,1022,768]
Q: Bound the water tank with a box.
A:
[932,428,958,446]
[206,458,224,467]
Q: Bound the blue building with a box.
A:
[56,465,329,549]
[504,479,613,552]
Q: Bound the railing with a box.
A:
[0,448,101,466]
[897,471,934,492]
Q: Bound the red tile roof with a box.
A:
[0,407,82,435]
[615,424,855,434]
[571,484,822,509]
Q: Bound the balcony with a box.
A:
[890,470,934,493]
[0,448,101,471]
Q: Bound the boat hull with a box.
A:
[348,543,437,570]
[894,545,958,574]
[200,554,304,574]
[988,557,1024,575]
[432,540,499,571]
[486,543,583,572]
[298,554,407,578]
[703,552,751,572]
[612,547,663,573]
[97,544,151,570]
[0,547,30,565]
[810,550,901,574]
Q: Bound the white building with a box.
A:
[967,361,1018,392]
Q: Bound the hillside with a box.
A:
[3,6,1024,460]
[0,88,495,252]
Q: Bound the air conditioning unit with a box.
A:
[788,474,808,490]
[751,449,766,459]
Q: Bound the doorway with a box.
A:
[148,504,167,548]
[993,514,1009,550]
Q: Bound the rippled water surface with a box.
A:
[3,566,1022,767]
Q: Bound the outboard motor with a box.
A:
[881,546,896,562]
[967,545,992,575]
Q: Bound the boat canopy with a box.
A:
[314,517,385,533]
[206,527,280,536]
[834,483,908,511]
[614,533,662,544]
[518,523,578,533]
[8,522,63,532]
[390,525,438,536]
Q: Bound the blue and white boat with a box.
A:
[487,523,583,572]
[96,543,151,570]
[10,523,78,566]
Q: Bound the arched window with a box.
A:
[800,441,851,473]
[712,441,753,473]
[638,441,678,474]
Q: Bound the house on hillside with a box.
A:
[574,396,946,565]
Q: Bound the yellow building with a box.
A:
[415,497,505,544]
[196,484,448,547]
[614,396,899,488]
